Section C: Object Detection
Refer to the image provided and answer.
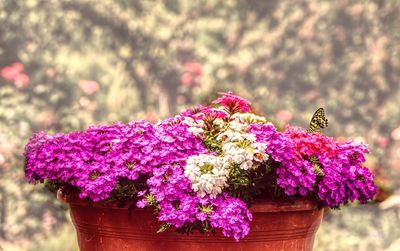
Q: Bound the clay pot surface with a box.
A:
[58,192,323,251]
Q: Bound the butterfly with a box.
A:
[307,108,328,133]
[309,155,324,176]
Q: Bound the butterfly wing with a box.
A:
[307,108,328,133]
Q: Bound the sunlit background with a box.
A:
[1,1,400,250]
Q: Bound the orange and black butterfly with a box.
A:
[307,108,328,133]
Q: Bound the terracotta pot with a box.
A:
[58,192,323,251]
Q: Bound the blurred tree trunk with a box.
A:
[125,60,149,111]
[159,70,179,116]
[61,0,151,111]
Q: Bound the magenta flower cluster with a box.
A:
[249,124,377,207]
[24,92,377,240]
[25,119,252,240]
[25,121,158,201]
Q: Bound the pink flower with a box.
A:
[79,80,100,95]
[180,105,214,120]
[0,63,24,80]
[14,74,30,88]
[46,68,56,78]
[180,62,203,87]
[212,91,251,113]
[202,108,228,119]
[0,62,30,88]
[276,110,293,123]
[180,72,193,87]
[376,137,389,148]
[184,62,203,76]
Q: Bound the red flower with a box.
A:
[212,91,251,113]
[180,72,193,87]
[376,137,389,149]
[184,62,203,76]
[0,63,24,80]
[180,62,203,87]
[202,108,228,119]
[14,74,30,88]
[0,62,30,88]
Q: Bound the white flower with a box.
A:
[222,143,254,170]
[228,120,248,132]
[240,160,253,170]
[187,126,204,136]
[217,130,247,142]
[186,111,270,191]
[184,154,228,198]
[213,118,225,127]
[232,113,267,123]
[251,142,267,152]
[242,133,256,142]
[251,142,269,162]
[220,136,269,170]
[182,117,205,136]
[182,116,195,125]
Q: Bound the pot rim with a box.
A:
[57,190,320,213]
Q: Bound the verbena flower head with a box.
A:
[24,92,377,241]
[184,154,228,198]
[212,91,251,113]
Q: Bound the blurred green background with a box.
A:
[1,0,400,250]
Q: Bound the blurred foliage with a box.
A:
[1,0,400,250]
[315,206,400,251]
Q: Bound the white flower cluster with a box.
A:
[184,154,228,198]
[217,122,269,170]
[181,117,205,136]
[184,114,269,197]
[231,112,267,123]
[221,141,268,170]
